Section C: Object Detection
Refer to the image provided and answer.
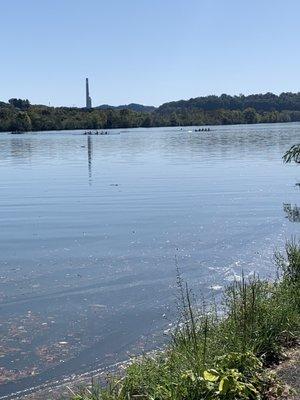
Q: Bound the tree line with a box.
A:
[2,92,300,132]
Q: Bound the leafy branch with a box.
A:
[283,144,300,163]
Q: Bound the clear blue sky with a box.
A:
[1,0,300,107]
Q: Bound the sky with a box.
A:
[1,0,300,107]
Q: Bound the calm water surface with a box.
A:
[0,124,299,397]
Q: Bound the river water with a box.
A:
[0,124,299,397]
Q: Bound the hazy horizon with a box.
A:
[4,89,300,109]
[1,0,300,107]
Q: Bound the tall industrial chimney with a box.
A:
[86,78,92,108]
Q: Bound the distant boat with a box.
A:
[83,130,108,135]
[10,130,25,134]
[194,128,211,132]
[83,130,120,136]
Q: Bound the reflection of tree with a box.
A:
[10,138,32,161]
[283,203,300,222]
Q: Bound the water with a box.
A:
[0,124,299,397]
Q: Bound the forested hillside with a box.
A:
[2,93,300,132]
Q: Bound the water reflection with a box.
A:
[283,203,300,222]
[10,137,33,161]
[1,124,300,165]
[87,135,93,184]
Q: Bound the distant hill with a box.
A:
[95,103,156,113]
[2,92,300,132]
[157,92,300,113]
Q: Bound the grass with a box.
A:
[70,241,300,400]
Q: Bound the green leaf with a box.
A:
[219,377,230,393]
[245,383,259,394]
[181,370,196,382]
[203,369,219,382]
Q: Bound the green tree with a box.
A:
[11,112,32,132]
[8,98,30,110]
[141,115,152,127]
[243,108,259,124]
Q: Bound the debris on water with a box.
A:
[90,304,106,309]
[210,285,223,291]
[0,367,29,385]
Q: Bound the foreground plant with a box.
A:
[283,144,300,164]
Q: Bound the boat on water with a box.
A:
[83,130,120,135]
[195,127,211,132]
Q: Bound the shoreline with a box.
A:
[12,347,300,400]
[2,347,165,400]
[0,359,127,400]
[1,119,300,135]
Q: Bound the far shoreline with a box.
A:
[1,120,300,136]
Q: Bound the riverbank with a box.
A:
[6,348,300,400]
[13,349,300,400]
[56,242,299,399]
[275,347,300,399]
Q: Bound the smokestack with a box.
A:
[86,78,92,108]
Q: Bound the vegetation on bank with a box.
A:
[71,242,300,400]
[3,92,300,132]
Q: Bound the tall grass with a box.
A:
[71,241,300,400]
